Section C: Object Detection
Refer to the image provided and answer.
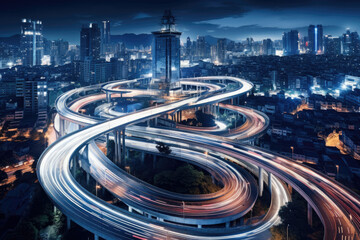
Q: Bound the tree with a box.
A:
[156,142,172,155]
[14,169,23,180]
[0,169,8,183]
[271,192,311,240]
[195,110,215,127]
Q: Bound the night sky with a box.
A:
[2,0,360,44]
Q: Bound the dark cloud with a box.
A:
[1,0,360,43]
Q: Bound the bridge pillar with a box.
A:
[86,172,90,185]
[153,155,157,168]
[225,221,230,228]
[197,224,202,229]
[94,234,99,240]
[268,172,272,194]
[67,217,71,230]
[307,202,313,227]
[141,152,145,164]
[258,167,263,197]
[231,98,234,105]
[128,206,133,213]
[122,128,126,162]
[59,118,65,137]
[106,92,111,103]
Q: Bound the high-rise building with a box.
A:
[80,23,101,61]
[324,35,341,55]
[185,37,192,59]
[151,10,181,95]
[50,39,69,65]
[101,20,111,55]
[261,39,275,55]
[283,30,299,56]
[20,19,44,66]
[341,29,360,55]
[308,25,323,54]
[216,38,226,64]
[196,36,206,59]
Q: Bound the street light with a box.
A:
[287,224,290,240]
[290,146,294,159]
[95,183,101,197]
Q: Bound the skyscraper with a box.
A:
[152,10,181,95]
[80,23,101,61]
[308,25,323,54]
[196,36,206,59]
[283,30,299,56]
[324,35,341,55]
[341,29,360,55]
[20,19,44,66]
[261,39,275,55]
[216,38,226,64]
[101,20,111,55]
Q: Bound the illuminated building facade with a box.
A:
[20,19,44,66]
[80,23,101,61]
[152,10,181,95]
[308,25,323,54]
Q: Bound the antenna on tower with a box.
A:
[161,10,176,32]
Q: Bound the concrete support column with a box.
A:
[307,202,313,227]
[141,152,145,164]
[59,118,65,137]
[268,172,272,194]
[106,133,109,145]
[128,206,133,213]
[67,217,71,230]
[86,172,90,185]
[225,222,230,228]
[154,117,158,126]
[231,98,234,105]
[258,167,263,197]
[94,234,99,240]
[106,92,111,103]
[122,128,126,162]
[113,131,118,163]
[153,155,157,168]
[53,206,57,215]
[197,225,202,229]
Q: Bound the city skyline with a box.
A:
[1,0,360,43]
[1,3,360,240]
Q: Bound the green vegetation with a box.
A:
[180,110,216,127]
[0,169,8,183]
[154,164,221,194]
[271,191,324,240]
[114,148,222,195]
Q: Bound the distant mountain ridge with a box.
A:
[110,33,232,49]
[110,33,153,49]
[0,34,20,46]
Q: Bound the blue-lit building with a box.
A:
[308,25,323,54]
[282,30,299,56]
[151,10,181,95]
[20,19,44,66]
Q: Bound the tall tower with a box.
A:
[151,10,181,95]
[80,23,101,61]
[308,25,323,54]
[20,19,44,66]
[101,20,111,55]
